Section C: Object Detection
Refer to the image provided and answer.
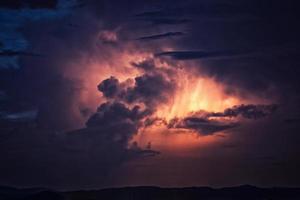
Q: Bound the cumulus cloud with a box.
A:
[86,102,150,130]
[125,73,175,106]
[97,76,120,99]
[98,60,176,108]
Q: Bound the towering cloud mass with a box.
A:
[92,54,277,139]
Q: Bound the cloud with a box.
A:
[134,10,166,18]
[23,58,179,187]
[0,123,158,189]
[86,101,150,130]
[136,32,184,41]
[98,30,118,44]
[168,116,239,135]
[131,59,155,72]
[168,104,277,135]
[98,60,176,108]
[0,76,161,189]
[284,118,300,124]
[133,8,191,25]
[135,17,191,25]
[129,141,160,157]
[0,0,77,70]
[161,0,300,99]
[0,50,42,57]
[0,0,300,189]
[0,0,58,10]
[125,73,175,107]
[132,2,257,26]
[210,104,278,119]
[0,109,37,121]
[97,76,120,99]
[155,50,248,60]
[0,84,160,189]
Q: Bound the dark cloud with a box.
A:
[0,109,37,122]
[0,68,37,126]
[98,61,176,108]
[0,77,159,189]
[125,73,175,106]
[136,32,184,41]
[0,125,157,189]
[150,2,253,16]
[33,77,84,131]
[98,76,120,99]
[0,50,42,57]
[86,102,150,130]
[155,50,248,60]
[0,0,58,10]
[0,83,159,189]
[210,104,278,119]
[134,17,191,25]
[168,104,277,135]
[134,10,166,18]
[284,118,300,124]
[132,1,258,27]
[129,141,160,157]
[168,116,238,135]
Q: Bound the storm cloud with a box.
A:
[0,0,300,190]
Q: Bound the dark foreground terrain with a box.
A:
[1,185,300,200]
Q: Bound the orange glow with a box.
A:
[128,60,244,151]
[133,125,217,156]
[156,72,240,121]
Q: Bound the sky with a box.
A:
[0,0,300,190]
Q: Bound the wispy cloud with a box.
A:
[155,50,248,60]
[136,32,184,41]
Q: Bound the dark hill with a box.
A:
[1,185,300,200]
